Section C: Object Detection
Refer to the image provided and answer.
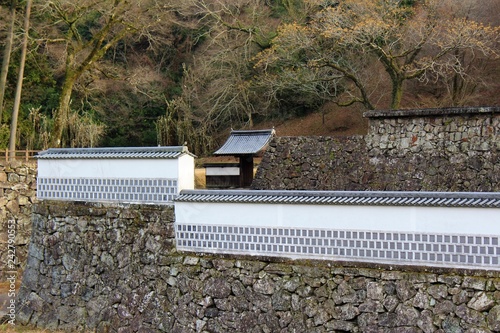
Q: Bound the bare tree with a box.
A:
[157,0,279,155]
[419,0,500,107]
[254,0,500,110]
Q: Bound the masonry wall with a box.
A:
[253,107,500,191]
[17,201,500,332]
[0,160,37,277]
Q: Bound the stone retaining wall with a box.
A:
[364,107,499,155]
[0,160,37,277]
[253,107,500,191]
[17,201,500,332]
[252,136,374,191]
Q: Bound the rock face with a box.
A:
[0,160,37,277]
[18,201,500,332]
[253,107,500,191]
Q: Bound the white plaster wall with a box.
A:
[38,159,179,179]
[175,201,500,235]
[177,155,195,191]
[205,167,240,176]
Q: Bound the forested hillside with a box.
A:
[0,0,499,156]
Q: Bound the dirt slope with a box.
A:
[255,104,369,137]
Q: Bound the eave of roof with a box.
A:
[176,190,500,208]
[36,146,196,159]
[214,129,275,155]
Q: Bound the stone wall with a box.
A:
[17,201,176,331]
[253,107,500,191]
[365,107,499,155]
[0,160,37,277]
[252,136,374,191]
[17,201,500,332]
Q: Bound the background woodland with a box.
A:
[0,0,499,156]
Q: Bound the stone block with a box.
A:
[467,291,495,312]
[487,305,500,331]
[6,199,19,214]
[7,173,20,183]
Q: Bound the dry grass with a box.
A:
[195,168,206,189]
[0,281,20,294]
[254,103,369,137]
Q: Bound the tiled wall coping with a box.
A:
[364,106,500,118]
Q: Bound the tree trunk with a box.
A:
[247,111,253,128]
[47,9,134,148]
[8,0,31,159]
[390,77,404,110]
[0,0,17,124]
[50,71,78,147]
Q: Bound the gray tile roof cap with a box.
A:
[176,189,500,208]
[214,129,275,155]
[364,106,500,118]
[36,146,196,159]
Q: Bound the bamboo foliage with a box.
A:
[67,111,106,148]
[156,95,215,156]
[26,107,49,151]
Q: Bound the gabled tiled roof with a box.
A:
[176,190,500,208]
[214,129,275,155]
[36,146,195,159]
